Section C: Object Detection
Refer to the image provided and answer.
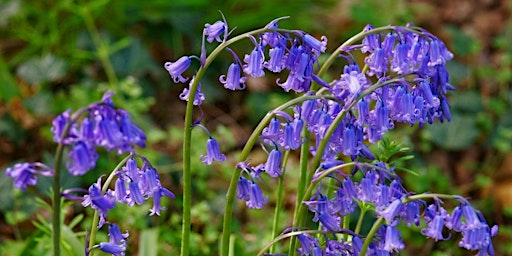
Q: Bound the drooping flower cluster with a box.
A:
[82,157,175,228]
[4,92,147,190]
[164,17,498,255]
[52,92,146,176]
[297,162,498,255]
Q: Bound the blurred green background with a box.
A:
[1,0,511,255]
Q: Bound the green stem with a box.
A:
[258,229,352,256]
[288,128,310,254]
[270,150,290,254]
[354,205,367,235]
[52,142,65,256]
[342,215,351,241]
[360,217,384,255]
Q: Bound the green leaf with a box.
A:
[16,54,67,84]
[139,228,159,256]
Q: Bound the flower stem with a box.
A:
[52,142,64,256]
[270,150,290,254]
[355,205,367,234]
[360,217,384,255]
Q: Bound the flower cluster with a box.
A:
[300,163,498,255]
[82,157,175,228]
[5,92,146,190]
[163,17,498,256]
[52,92,146,175]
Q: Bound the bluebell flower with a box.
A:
[303,33,327,54]
[421,204,450,241]
[446,205,462,232]
[164,56,192,83]
[243,44,265,77]
[118,110,146,149]
[94,114,125,151]
[67,141,98,175]
[200,138,227,165]
[265,42,287,72]
[5,162,54,190]
[51,109,73,144]
[383,225,405,252]
[261,117,282,143]
[334,68,369,96]
[204,20,226,43]
[114,176,128,203]
[365,47,388,77]
[297,233,320,256]
[179,76,206,106]
[98,223,128,256]
[219,62,247,90]
[128,180,145,206]
[378,198,403,225]
[391,41,411,74]
[400,200,422,227]
[361,24,379,53]
[98,243,125,256]
[236,176,251,201]
[246,180,268,209]
[458,204,495,251]
[282,121,302,150]
[264,149,282,177]
[139,167,175,216]
[82,178,116,228]
[428,38,453,67]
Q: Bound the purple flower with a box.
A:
[179,76,206,106]
[67,141,98,175]
[94,114,125,152]
[421,204,449,241]
[128,180,145,206]
[265,43,286,72]
[200,138,226,165]
[97,223,128,256]
[118,110,146,148]
[5,162,54,190]
[264,149,282,177]
[51,109,73,144]
[361,25,379,53]
[282,121,302,150]
[164,56,192,83]
[297,233,320,256]
[428,38,453,67]
[219,62,246,90]
[365,47,388,77]
[246,180,268,209]
[383,225,405,252]
[236,176,251,201]
[458,204,494,251]
[243,44,265,77]
[82,178,116,228]
[138,167,174,216]
[204,20,226,43]
[378,198,403,225]
[303,33,327,54]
